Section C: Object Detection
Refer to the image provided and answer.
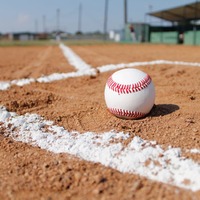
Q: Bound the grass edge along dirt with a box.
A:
[0,40,58,47]
[0,39,115,47]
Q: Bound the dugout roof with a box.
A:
[149,1,200,22]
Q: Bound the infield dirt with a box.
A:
[0,44,200,200]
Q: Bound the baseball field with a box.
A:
[0,41,200,199]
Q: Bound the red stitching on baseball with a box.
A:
[108,108,145,119]
[107,74,151,94]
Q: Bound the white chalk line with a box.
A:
[1,45,200,191]
[1,43,200,90]
[59,43,92,71]
[0,106,200,192]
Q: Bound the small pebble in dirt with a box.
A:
[190,96,196,100]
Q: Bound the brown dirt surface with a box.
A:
[70,44,200,66]
[0,46,75,81]
[0,43,200,200]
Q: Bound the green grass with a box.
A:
[0,40,58,47]
[63,39,114,46]
[0,39,115,47]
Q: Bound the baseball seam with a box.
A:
[107,74,151,94]
[108,108,145,119]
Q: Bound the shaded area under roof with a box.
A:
[149,1,200,22]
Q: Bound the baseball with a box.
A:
[104,68,155,119]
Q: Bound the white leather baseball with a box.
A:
[104,68,155,119]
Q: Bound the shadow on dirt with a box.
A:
[149,104,180,117]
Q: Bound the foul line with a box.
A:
[59,43,91,71]
[1,46,200,191]
[1,43,200,90]
[0,106,200,192]
[0,59,200,90]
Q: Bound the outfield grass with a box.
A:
[64,39,114,46]
[0,40,58,47]
[0,39,115,47]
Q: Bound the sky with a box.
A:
[0,0,197,33]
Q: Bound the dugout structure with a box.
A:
[123,23,149,43]
[148,1,200,45]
